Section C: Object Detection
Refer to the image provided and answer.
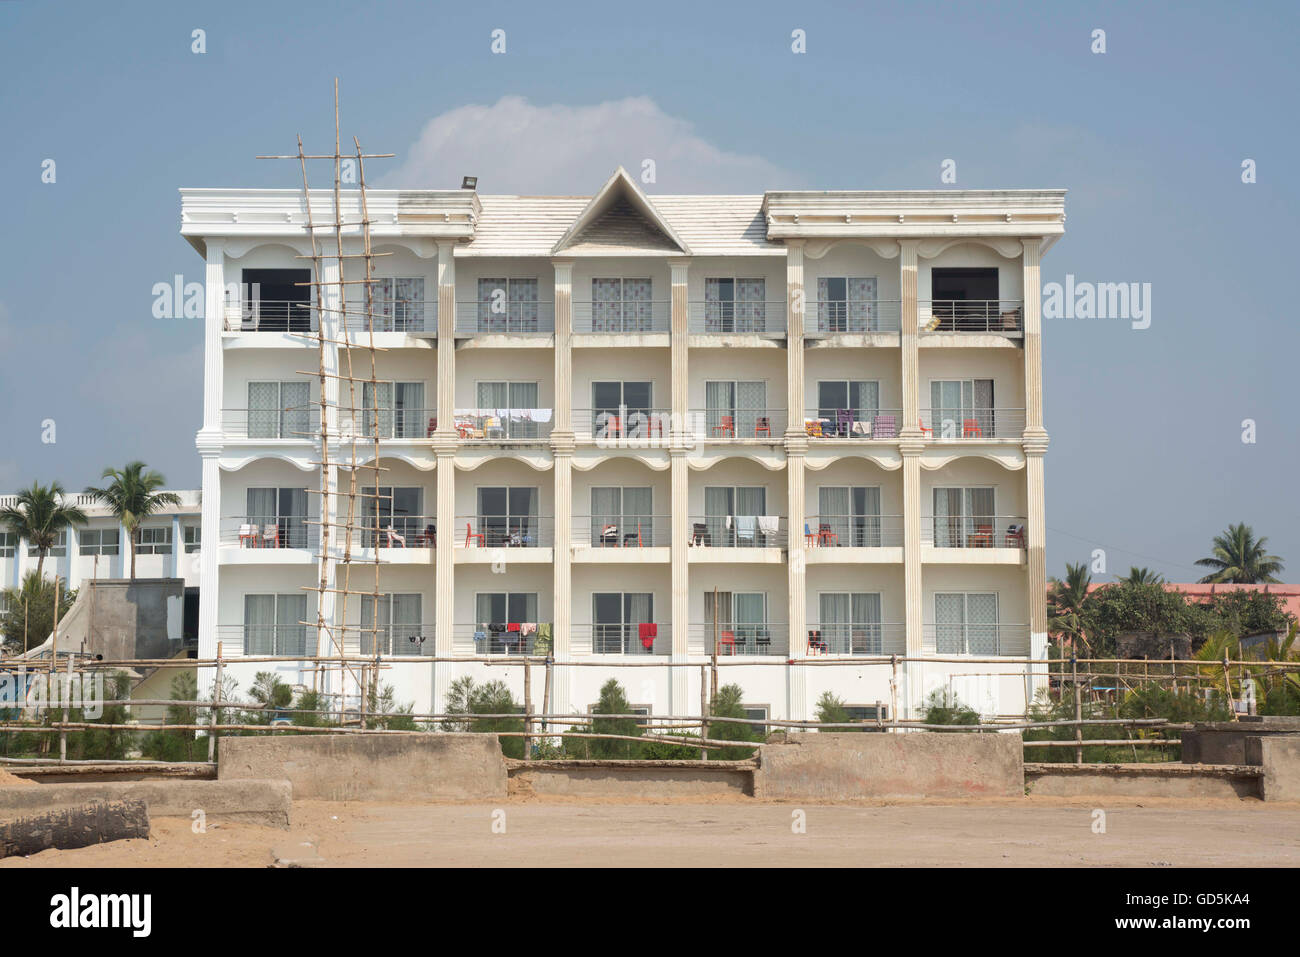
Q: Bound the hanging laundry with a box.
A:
[520,622,537,637]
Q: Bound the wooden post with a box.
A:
[711,587,719,701]
[1222,650,1236,720]
[208,641,224,763]
[1071,653,1082,765]
[542,656,553,738]
[699,663,709,761]
[523,659,533,761]
[52,576,62,652]
[890,655,899,730]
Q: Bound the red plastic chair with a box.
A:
[426,417,437,437]
[718,630,737,655]
[962,418,983,438]
[818,523,839,547]
[465,523,485,547]
[919,417,933,437]
[713,415,736,438]
[754,416,771,437]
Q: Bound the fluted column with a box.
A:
[669,260,691,712]
[435,241,457,436]
[899,240,921,437]
[433,440,456,711]
[901,440,924,717]
[553,260,574,431]
[1022,238,1049,686]
[196,241,226,674]
[783,242,808,718]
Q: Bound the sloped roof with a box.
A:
[551,167,689,256]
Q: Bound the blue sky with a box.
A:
[0,0,1295,582]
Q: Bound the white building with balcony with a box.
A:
[183,168,1062,722]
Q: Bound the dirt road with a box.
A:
[4,796,1300,867]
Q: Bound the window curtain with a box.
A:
[704,278,731,331]
[736,278,765,332]
[820,593,850,653]
[247,382,279,438]
[626,278,652,331]
[276,594,309,656]
[246,488,277,528]
[476,381,508,409]
[478,278,506,331]
[279,382,310,439]
[592,278,621,332]
[816,277,832,330]
[622,486,653,546]
[735,381,766,437]
[847,277,878,331]
[394,278,424,331]
[704,486,733,545]
[967,593,999,655]
[849,381,880,420]
[933,488,963,547]
[966,488,996,542]
[512,278,539,330]
[626,592,653,653]
[243,595,275,655]
[704,381,733,435]
[279,488,308,548]
[360,595,388,655]
[362,381,394,438]
[854,487,882,546]
[818,487,851,546]
[370,278,395,330]
[703,591,733,634]
[934,593,966,654]
[394,382,424,438]
[591,487,621,544]
[852,593,882,653]
[735,486,766,545]
[510,382,540,439]
[390,594,423,656]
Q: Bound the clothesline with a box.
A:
[454,408,553,423]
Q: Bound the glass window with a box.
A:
[28,530,66,557]
[137,526,173,555]
[80,528,121,556]
[184,525,201,553]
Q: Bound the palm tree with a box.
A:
[84,462,182,580]
[0,481,87,581]
[1047,561,1093,653]
[1195,523,1285,584]
[1121,566,1165,585]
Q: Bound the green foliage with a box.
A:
[706,683,762,760]
[1195,523,1284,584]
[815,690,850,726]
[1083,581,1213,656]
[0,481,88,580]
[48,671,134,761]
[587,679,643,759]
[1047,562,1092,652]
[923,688,980,727]
[1,572,77,655]
[247,671,293,722]
[367,683,417,731]
[141,671,200,761]
[83,462,182,580]
[442,676,524,758]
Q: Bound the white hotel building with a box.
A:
[183,169,1063,722]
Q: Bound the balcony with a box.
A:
[803,515,904,548]
[919,408,1025,440]
[574,515,669,548]
[225,299,317,333]
[572,623,669,655]
[801,409,902,439]
[687,301,787,335]
[808,299,902,334]
[456,625,552,656]
[455,301,555,336]
[341,298,437,335]
[339,408,438,440]
[574,408,671,443]
[690,623,788,656]
[458,515,553,549]
[688,516,786,549]
[451,410,553,442]
[342,515,438,550]
[807,622,906,656]
[922,622,1030,656]
[221,407,319,441]
[922,517,1026,549]
[694,409,786,441]
[920,299,1023,334]
[216,624,312,657]
[573,300,671,334]
[223,516,316,551]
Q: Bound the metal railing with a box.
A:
[687,301,787,334]
[809,299,902,333]
[343,516,437,549]
[454,301,555,335]
[221,407,319,440]
[451,410,553,441]
[803,515,904,548]
[573,515,670,548]
[457,516,553,549]
[922,622,1030,656]
[338,408,438,440]
[571,623,669,655]
[920,408,1025,439]
[806,622,906,656]
[693,409,786,439]
[456,625,551,656]
[217,624,313,657]
[923,517,1027,549]
[687,516,786,548]
[920,299,1023,333]
[573,300,671,333]
[334,623,437,656]
[224,516,316,550]
[690,623,788,656]
[573,408,672,441]
[341,299,437,334]
[226,300,317,333]
[801,408,902,439]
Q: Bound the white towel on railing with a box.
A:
[736,516,757,540]
[756,515,779,534]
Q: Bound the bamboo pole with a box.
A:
[208,641,224,763]
[523,659,533,760]
[1071,653,1082,764]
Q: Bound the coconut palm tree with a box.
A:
[1048,561,1093,653]
[1121,566,1165,585]
[1195,523,1285,584]
[83,462,182,580]
[0,481,87,581]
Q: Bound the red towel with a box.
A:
[507,622,521,632]
[638,623,657,648]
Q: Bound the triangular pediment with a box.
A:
[551,167,691,255]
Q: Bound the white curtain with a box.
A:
[243,594,275,655]
[362,381,394,438]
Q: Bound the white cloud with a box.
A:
[382,95,793,194]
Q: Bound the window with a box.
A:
[360,486,425,545]
[591,592,655,654]
[477,277,540,332]
[591,278,653,332]
[928,379,994,437]
[817,487,882,547]
[932,488,996,548]
[934,592,1000,655]
[28,531,66,557]
[80,528,121,556]
[475,381,542,439]
[137,526,172,555]
[184,525,201,553]
[475,487,538,547]
[247,381,311,439]
[816,380,881,432]
[702,486,769,547]
[0,532,17,557]
[360,593,426,656]
[590,487,654,547]
[930,268,1000,328]
[818,592,883,654]
[702,591,771,654]
[475,592,540,654]
[367,277,427,331]
[243,593,310,655]
[744,706,769,737]
[843,704,888,723]
[704,380,767,437]
[240,268,312,331]
[360,381,427,438]
[591,381,653,438]
[705,278,767,332]
[816,277,877,332]
[247,488,310,549]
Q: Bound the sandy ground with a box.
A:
[4,796,1300,867]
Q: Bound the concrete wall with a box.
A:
[218,733,508,801]
[509,761,752,799]
[754,731,1024,800]
[0,779,290,827]
[1026,763,1261,800]
[50,578,186,659]
[1245,736,1300,802]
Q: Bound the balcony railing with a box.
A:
[226,300,317,333]
[221,407,319,440]
[573,408,672,442]
[451,410,553,442]
[573,300,671,333]
[688,516,786,548]
[809,299,902,334]
[457,625,552,656]
[224,516,315,550]
[920,408,1025,439]
[339,408,438,440]
[344,516,437,549]
[802,409,902,439]
[458,516,553,549]
[687,301,787,334]
[573,515,669,548]
[803,515,904,548]
[694,409,786,439]
[218,624,313,657]
[691,623,788,656]
[920,300,1023,334]
[341,299,437,334]
[336,623,437,656]
[923,517,1026,549]
[454,301,555,335]
[572,623,668,655]
[922,622,1030,656]
[807,622,906,656]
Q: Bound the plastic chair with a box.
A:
[962,418,983,438]
[754,416,771,437]
[465,523,485,547]
[261,525,279,548]
[426,417,437,437]
[600,524,619,547]
[239,524,256,548]
[385,527,407,548]
[818,523,839,547]
[919,417,933,437]
[804,523,819,547]
[718,631,737,655]
[712,415,736,438]
[969,523,994,548]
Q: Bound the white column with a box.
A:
[550,259,575,712]
[1022,238,1050,698]
[196,239,227,680]
[784,242,808,719]
[432,241,458,713]
[669,259,690,714]
[435,241,457,435]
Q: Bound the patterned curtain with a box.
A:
[592,278,621,332]
[395,278,424,331]
[848,277,878,331]
[478,278,506,331]
[280,381,310,440]
[816,277,831,330]
[735,381,767,436]
[736,279,765,332]
[705,278,726,331]
[625,278,652,331]
[362,381,394,438]
[370,278,394,331]
[512,278,539,331]
[934,593,966,654]
[967,593,999,655]
[247,382,280,438]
